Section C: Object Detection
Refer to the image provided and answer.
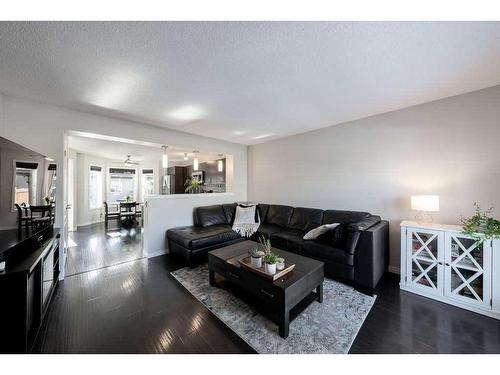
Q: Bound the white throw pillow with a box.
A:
[303,223,339,240]
[233,204,258,225]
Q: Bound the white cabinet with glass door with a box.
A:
[405,227,444,297]
[401,221,499,320]
[444,233,492,310]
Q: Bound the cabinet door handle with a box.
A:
[228,271,240,279]
[445,263,450,267]
[438,262,443,265]
[260,289,274,298]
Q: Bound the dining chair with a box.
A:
[15,203,31,232]
[104,201,120,229]
[135,202,143,226]
[119,202,138,228]
[30,205,52,231]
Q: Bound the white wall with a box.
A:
[76,152,106,226]
[0,93,248,230]
[248,85,500,272]
[144,193,239,257]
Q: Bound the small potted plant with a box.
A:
[276,257,285,271]
[263,251,279,275]
[44,196,51,205]
[259,235,272,254]
[249,247,264,268]
[184,178,204,194]
[461,202,500,245]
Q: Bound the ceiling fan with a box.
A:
[121,155,140,165]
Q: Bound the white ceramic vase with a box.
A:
[251,256,262,268]
[276,258,285,271]
[265,262,277,275]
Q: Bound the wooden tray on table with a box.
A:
[238,256,295,281]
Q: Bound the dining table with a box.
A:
[108,202,144,227]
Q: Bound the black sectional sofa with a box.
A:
[167,203,389,291]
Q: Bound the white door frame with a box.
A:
[58,131,69,280]
[67,157,76,232]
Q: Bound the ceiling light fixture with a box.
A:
[169,105,205,122]
[218,154,224,172]
[183,152,188,160]
[162,145,168,169]
[193,150,199,171]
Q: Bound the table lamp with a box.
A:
[411,195,439,223]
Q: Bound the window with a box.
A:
[108,168,136,202]
[89,166,103,209]
[46,163,57,202]
[141,169,154,201]
[14,161,38,207]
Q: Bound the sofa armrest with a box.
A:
[353,220,389,290]
[344,215,382,254]
[348,215,381,231]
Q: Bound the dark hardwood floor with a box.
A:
[65,223,144,277]
[34,255,254,353]
[350,273,500,353]
[33,227,500,353]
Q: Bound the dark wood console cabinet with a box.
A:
[0,226,60,353]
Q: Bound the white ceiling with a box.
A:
[1,22,500,145]
[68,134,224,165]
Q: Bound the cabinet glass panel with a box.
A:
[449,235,485,303]
[410,231,439,290]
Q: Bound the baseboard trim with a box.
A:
[388,265,400,274]
[77,220,104,227]
[147,249,169,258]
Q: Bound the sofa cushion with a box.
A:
[288,207,324,232]
[303,223,339,240]
[221,203,237,224]
[195,205,228,227]
[257,204,269,222]
[265,205,294,228]
[345,231,361,254]
[270,229,305,252]
[302,242,354,266]
[316,224,347,248]
[253,224,284,239]
[322,210,371,225]
[167,224,240,250]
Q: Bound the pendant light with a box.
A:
[183,152,188,160]
[217,154,224,172]
[162,145,168,168]
[193,150,199,171]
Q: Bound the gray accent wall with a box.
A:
[247,85,500,272]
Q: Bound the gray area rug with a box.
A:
[171,264,376,354]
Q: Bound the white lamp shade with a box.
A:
[218,159,223,172]
[193,157,199,171]
[162,153,168,168]
[411,195,439,212]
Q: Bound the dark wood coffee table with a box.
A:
[208,241,324,339]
